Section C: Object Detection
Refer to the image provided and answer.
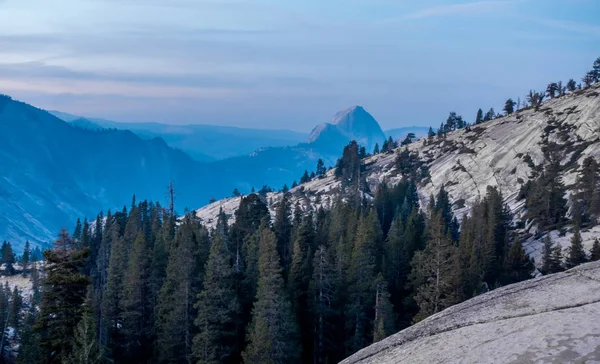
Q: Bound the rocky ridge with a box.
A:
[195,84,600,266]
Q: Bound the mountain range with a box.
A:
[2,99,407,249]
[50,110,428,162]
[49,111,309,162]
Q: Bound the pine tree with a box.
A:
[503,98,516,115]
[387,136,397,150]
[64,302,103,364]
[0,241,15,274]
[410,211,460,322]
[193,233,239,364]
[567,79,577,92]
[566,226,587,268]
[22,241,31,271]
[230,194,269,273]
[310,245,337,364]
[373,143,380,154]
[101,225,127,358]
[550,245,564,273]
[316,159,327,178]
[120,232,152,361]
[484,108,495,121]
[383,215,406,296]
[593,57,600,80]
[30,262,41,305]
[583,71,595,88]
[288,213,315,361]
[73,218,83,242]
[0,285,7,341]
[17,306,42,364]
[300,170,311,184]
[475,108,483,124]
[156,217,209,363]
[557,81,565,97]
[437,122,444,139]
[501,234,534,285]
[346,211,381,352]
[149,230,168,328]
[590,239,600,261]
[242,227,300,364]
[541,234,555,274]
[444,112,458,133]
[335,141,362,187]
[9,286,22,334]
[575,156,600,223]
[358,146,367,159]
[381,138,389,153]
[434,186,453,230]
[372,274,394,343]
[273,194,293,273]
[36,229,90,362]
[546,82,559,98]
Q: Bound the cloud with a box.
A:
[528,17,600,37]
[0,61,327,95]
[403,1,513,20]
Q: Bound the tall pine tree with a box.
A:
[193,233,240,364]
[36,229,90,362]
[242,227,300,364]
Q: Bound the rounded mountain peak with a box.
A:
[308,106,386,152]
[330,106,385,144]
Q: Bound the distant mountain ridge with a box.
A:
[49,111,308,162]
[1,97,220,250]
[1,99,422,249]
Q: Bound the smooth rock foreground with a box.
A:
[341,261,600,364]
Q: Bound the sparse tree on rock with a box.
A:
[316,159,327,178]
[546,82,559,98]
[300,170,311,184]
[427,127,436,139]
[475,108,483,124]
[582,71,595,88]
[593,57,600,80]
[504,99,516,115]
[484,108,495,122]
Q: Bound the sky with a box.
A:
[0,0,599,131]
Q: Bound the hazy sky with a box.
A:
[1,0,598,131]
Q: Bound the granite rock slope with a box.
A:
[340,261,600,364]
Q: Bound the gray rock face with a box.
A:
[308,106,386,152]
[197,84,600,269]
[340,261,600,364]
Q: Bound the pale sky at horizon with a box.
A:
[0,0,599,131]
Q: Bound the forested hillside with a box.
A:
[6,57,600,363]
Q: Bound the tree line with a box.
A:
[16,143,599,364]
